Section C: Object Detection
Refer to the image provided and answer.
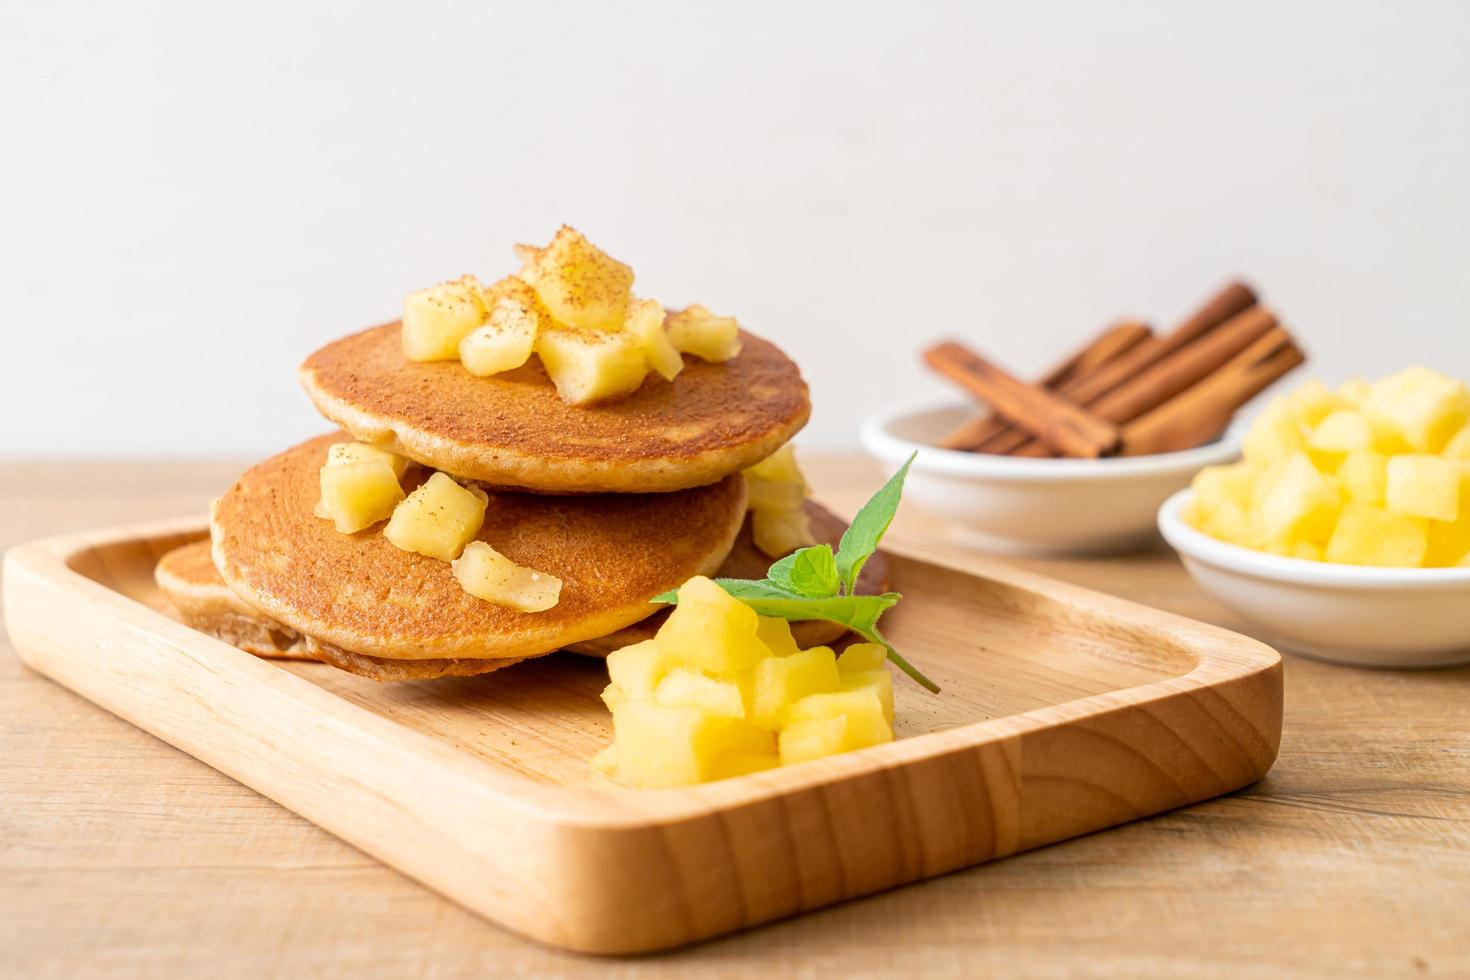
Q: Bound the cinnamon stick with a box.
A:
[1007,305,1279,457]
[924,342,1121,458]
[1120,328,1305,456]
[938,320,1152,450]
[975,280,1259,455]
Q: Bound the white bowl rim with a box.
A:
[1159,488,1470,590]
[860,397,1241,482]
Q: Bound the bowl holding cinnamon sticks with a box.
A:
[860,282,1307,554]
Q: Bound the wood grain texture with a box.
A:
[2,458,1467,978]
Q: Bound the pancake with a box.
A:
[211,433,749,663]
[564,500,892,657]
[156,539,313,660]
[298,322,810,494]
[155,539,529,680]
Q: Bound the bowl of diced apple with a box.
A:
[860,398,1243,555]
[1159,368,1470,668]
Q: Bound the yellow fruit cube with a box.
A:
[1287,379,1350,430]
[1386,455,1460,522]
[778,716,847,767]
[751,507,817,558]
[839,669,894,725]
[599,683,626,713]
[836,642,888,673]
[1443,424,1470,462]
[1264,540,1323,562]
[607,701,722,788]
[746,444,809,489]
[1336,378,1372,407]
[317,460,405,533]
[606,639,666,698]
[450,541,562,611]
[382,472,488,561]
[654,669,747,719]
[402,275,486,361]
[750,646,840,729]
[1326,502,1428,567]
[1189,462,1258,544]
[1242,400,1307,464]
[665,304,743,362]
[1337,451,1388,505]
[1308,410,1373,454]
[624,298,684,382]
[1369,367,1470,452]
[517,226,634,332]
[755,616,801,657]
[711,748,781,780]
[745,478,806,513]
[534,324,649,406]
[459,284,550,376]
[657,576,767,674]
[1252,453,1341,547]
[1427,514,1470,568]
[786,688,892,752]
[326,441,410,479]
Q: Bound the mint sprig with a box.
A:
[655,453,938,693]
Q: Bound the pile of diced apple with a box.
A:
[743,444,818,557]
[315,441,562,610]
[399,227,742,406]
[1188,367,1470,567]
[592,576,895,788]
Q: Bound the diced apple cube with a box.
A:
[606,639,666,698]
[745,444,808,489]
[1287,379,1350,430]
[751,507,817,558]
[402,275,486,361]
[1252,453,1342,547]
[534,324,649,406]
[326,442,411,479]
[1443,424,1470,462]
[1369,367,1470,453]
[836,643,888,673]
[459,284,549,376]
[1308,410,1373,454]
[1242,400,1307,463]
[657,576,768,674]
[665,304,743,362]
[745,478,806,513]
[750,646,840,729]
[624,298,684,382]
[1386,455,1460,522]
[1326,503,1428,567]
[608,701,722,788]
[317,460,405,534]
[517,226,634,332]
[655,669,746,719]
[382,472,488,561]
[1337,451,1388,505]
[778,716,847,767]
[839,669,894,725]
[451,541,562,611]
[755,616,801,657]
[786,687,893,752]
[599,683,626,713]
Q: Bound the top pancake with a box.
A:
[299,322,811,494]
[211,433,749,661]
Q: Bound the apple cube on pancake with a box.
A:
[745,479,805,513]
[460,302,541,378]
[752,507,816,558]
[1326,502,1429,567]
[383,472,488,561]
[451,541,562,612]
[666,304,743,362]
[326,441,411,479]
[535,325,648,406]
[625,298,684,381]
[316,460,405,534]
[516,226,634,332]
[402,275,486,362]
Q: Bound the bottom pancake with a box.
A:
[155,540,528,680]
[563,500,891,657]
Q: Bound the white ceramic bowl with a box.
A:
[860,399,1241,556]
[1159,489,1470,668]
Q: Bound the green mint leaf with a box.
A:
[767,544,839,598]
[836,452,916,594]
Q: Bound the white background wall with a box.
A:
[3,1,1468,456]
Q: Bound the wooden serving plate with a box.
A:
[3,518,1282,955]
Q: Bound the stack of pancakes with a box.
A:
[158,318,888,681]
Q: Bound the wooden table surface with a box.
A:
[2,457,1466,979]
